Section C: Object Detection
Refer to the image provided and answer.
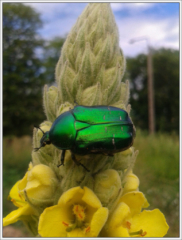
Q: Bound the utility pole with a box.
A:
[147,44,155,134]
[129,37,155,134]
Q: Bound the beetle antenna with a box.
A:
[34,125,45,134]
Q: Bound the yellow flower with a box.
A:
[123,171,140,194]
[38,186,108,237]
[3,179,37,227]
[18,163,58,205]
[101,191,169,237]
[3,162,58,227]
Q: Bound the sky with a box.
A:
[24,2,179,57]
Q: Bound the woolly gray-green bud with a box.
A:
[55,3,127,107]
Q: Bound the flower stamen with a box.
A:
[85,226,90,233]
[19,193,23,200]
[130,229,147,237]
[9,197,25,206]
[140,231,147,237]
[62,221,69,227]
[73,204,85,221]
[126,221,131,229]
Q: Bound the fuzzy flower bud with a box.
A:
[43,85,58,122]
[93,169,122,208]
[55,3,127,107]
[18,164,58,206]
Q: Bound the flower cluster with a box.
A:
[3,3,169,237]
[4,167,168,237]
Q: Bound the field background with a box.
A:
[3,130,179,237]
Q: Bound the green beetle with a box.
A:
[34,105,135,171]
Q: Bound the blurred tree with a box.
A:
[124,48,179,134]
[3,3,45,136]
[153,49,179,133]
[42,37,65,83]
[124,54,148,130]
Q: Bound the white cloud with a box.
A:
[116,15,179,56]
[111,2,156,12]
[25,3,179,57]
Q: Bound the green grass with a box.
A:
[133,130,179,237]
[3,136,32,236]
[3,132,179,237]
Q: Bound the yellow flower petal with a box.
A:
[82,187,102,209]
[123,173,140,194]
[19,164,58,201]
[88,207,108,237]
[3,204,34,226]
[109,202,130,229]
[38,205,70,237]
[130,209,169,237]
[108,225,130,237]
[119,191,149,215]
[27,164,56,186]
[18,172,28,194]
[101,203,130,237]
[17,163,32,191]
[67,228,86,237]
[9,180,26,208]
[28,162,33,170]
[58,186,83,206]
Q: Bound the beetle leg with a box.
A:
[71,152,90,172]
[57,149,66,168]
[108,153,114,157]
[74,100,78,106]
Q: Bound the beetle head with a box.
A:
[34,126,51,151]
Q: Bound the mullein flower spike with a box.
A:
[3,3,169,237]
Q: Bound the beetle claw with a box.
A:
[34,147,40,152]
[71,152,90,172]
[57,163,63,168]
[74,100,78,105]
[79,162,90,172]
